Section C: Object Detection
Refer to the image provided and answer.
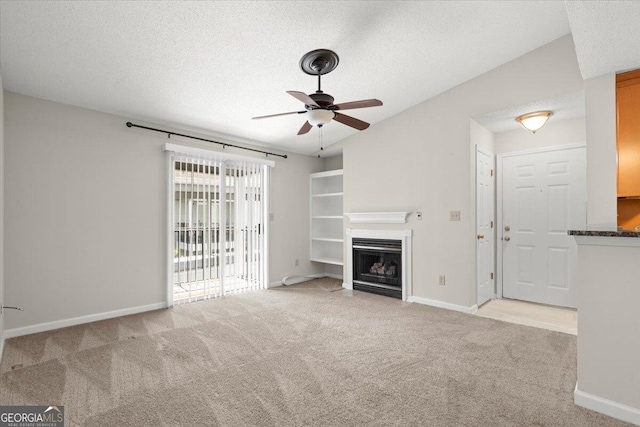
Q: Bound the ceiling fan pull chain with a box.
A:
[318,126,324,158]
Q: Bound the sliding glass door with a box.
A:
[171,155,267,305]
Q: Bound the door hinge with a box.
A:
[490,272,494,280]
[490,169,494,177]
[490,221,494,228]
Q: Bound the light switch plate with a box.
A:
[450,211,461,221]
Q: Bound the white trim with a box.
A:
[408,296,479,314]
[574,383,640,426]
[166,152,174,307]
[4,302,167,339]
[496,153,504,299]
[163,143,276,167]
[263,166,270,291]
[475,146,496,307]
[574,235,640,248]
[345,212,409,224]
[345,228,412,301]
[496,143,587,300]
[498,142,587,158]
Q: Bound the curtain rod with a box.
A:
[126,122,288,159]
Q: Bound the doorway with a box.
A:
[498,144,586,308]
[476,147,495,306]
[170,155,268,305]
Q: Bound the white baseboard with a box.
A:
[574,383,640,426]
[342,282,353,290]
[325,273,344,280]
[4,302,167,339]
[408,296,478,314]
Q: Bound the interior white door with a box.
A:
[477,148,495,306]
[501,146,586,308]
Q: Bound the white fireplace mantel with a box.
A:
[344,228,413,301]
[345,212,409,224]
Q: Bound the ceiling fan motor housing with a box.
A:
[307,92,335,109]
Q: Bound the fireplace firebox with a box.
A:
[352,238,402,299]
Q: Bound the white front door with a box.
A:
[477,148,495,306]
[501,146,586,308]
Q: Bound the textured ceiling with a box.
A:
[0,1,573,155]
[567,1,640,79]
[474,91,585,134]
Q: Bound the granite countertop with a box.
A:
[568,229,640,238]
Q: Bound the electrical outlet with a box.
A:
[295,259,299,267]
[439,275,446,286]
[450,211,461,221]
[416,211,423,220]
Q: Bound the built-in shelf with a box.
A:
[310,169,344,266]
[310,257,344,266]
[312,192,344,198]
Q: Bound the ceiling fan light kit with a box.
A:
[307,109,335,127]
[252,49,383,136]
[515,110,553,134]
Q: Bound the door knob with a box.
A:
[504,236,511,241]
[477,234,484,239]
[505,226,511,231]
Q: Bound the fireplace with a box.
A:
[352,238,402,299]
[345,228,412,301]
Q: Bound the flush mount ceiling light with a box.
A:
[515,111,553,134]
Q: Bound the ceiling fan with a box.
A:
[252,49,383,135]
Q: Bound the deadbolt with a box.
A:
[504,236,511,241]
[505,226,511,232]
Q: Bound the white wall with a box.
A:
[470,119,495,153]
[585,74,617,227]
[575,240,640,424]
[494,117,586,154]
[3,92,323,330]
[269,152,325,284]
[0,71,5,352]
[340,35,583,308]
[322,155,343,171]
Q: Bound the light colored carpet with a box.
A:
[0,278,630,426]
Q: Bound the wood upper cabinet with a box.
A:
[617,69,640,197]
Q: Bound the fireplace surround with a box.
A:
[345,228,413,301]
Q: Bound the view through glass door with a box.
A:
[172,155,267,304]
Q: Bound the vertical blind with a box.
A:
[172,154,267,304]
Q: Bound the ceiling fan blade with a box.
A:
[297,121,313,135]
[252,111,306,120]
[333,99,383,110]
[333,112,370,131]
[287,91,320,108]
